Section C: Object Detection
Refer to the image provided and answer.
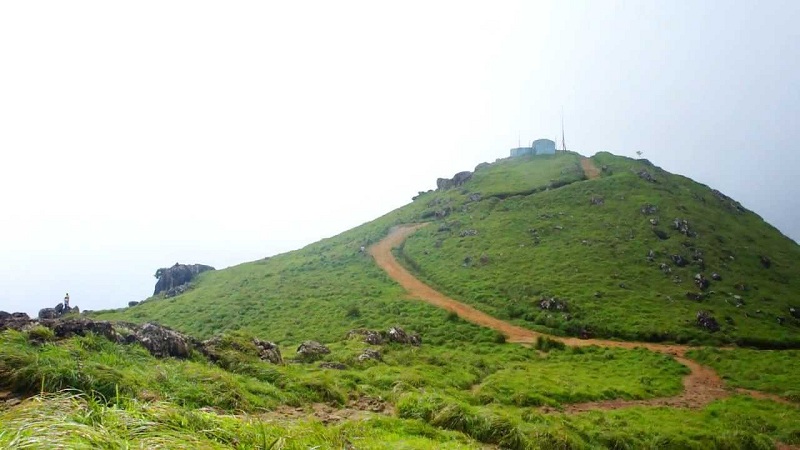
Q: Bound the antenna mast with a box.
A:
[561,113,566,151]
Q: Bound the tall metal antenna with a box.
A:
[561,112,566,151]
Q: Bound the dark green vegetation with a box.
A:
[402,152,800,347]
[689,348,800,401]
[3,326,799,449]
[3,150,799,447]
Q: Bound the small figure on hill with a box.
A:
[64,293,70,309]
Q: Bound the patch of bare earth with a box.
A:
[580,157,601,180]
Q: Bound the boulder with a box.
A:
[696,311,720,332]
[0,312,33,331]
[589,196,604,206]
[640,204,658,215]
[347,329,384,345]
[459,229,478,237]
[539,297,568,312]
[673,218,695,237]
[637,170,656,182]
[252,338,282,364]
[153,263,215,296]
[712,272,722,281]
[38,308,58,320]
[671,255,689,267]
[387,327,421,346]
[133,322,195,358]
[468,193,482,202]
[790,307,800,320]
[686,292,707,302]
[49,318,122,343]
[437,171,473,190]
[128,301,140,307]
[760,255,771,269]
[296,340,331,360]
[653,229,669,240]
[694,274,710,290]
[357,348,382,362]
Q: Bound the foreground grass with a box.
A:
[2,327,797,449]
[688,348,800,401]
[0,393,480,450]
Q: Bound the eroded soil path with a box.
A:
[580,157,601,180]
[370,223,792,412]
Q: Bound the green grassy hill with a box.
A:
[3,150,800,448]
[98,151,800,348]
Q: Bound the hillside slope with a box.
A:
[96,151,800,347]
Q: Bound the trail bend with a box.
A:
[370,223,792,412]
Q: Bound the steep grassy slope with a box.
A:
[401,152,800,346]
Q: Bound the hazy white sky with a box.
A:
[1,1,798,316]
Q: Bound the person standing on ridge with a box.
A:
[64,293,70,309]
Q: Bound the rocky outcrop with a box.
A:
[153,263,215,296]
[539,297,568,312]
[0,312,33,331]
[296,340,331,360]
[357,348,382,362]
[436,171,473,190]
[387,327,422,346]
[38,302,78,320]
[134,322,195,358]
[696,311,720,332]
[347,329,384,345]
[347,327,421,347]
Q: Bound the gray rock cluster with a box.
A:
[436,171,473,190]
[539,297,568,312]
[696,311,719,332]
[296,340,331,360]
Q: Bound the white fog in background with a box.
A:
[1,1,798,315]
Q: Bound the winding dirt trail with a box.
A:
[580,157,601,180]
[370,223,792,412]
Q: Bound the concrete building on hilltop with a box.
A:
[510,138,556,158]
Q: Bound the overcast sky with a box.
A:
[1,1,798,316]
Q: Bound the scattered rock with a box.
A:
[696,311,720,332]
[711,272,722,281]
[760,255,771,269]
[790,307,800,319]
[694,274,710,290]
[319,362,348,370]
[468,193,482,202]
[673,218,695,237]
[590,196,604,206]
[462,256,472,267]
[659,263,672,274]
[539,297,568,312]
[649,218,659,226]
[686,292,707,301]
[735,283,748,291]
[347,329,384,345]
[640,204,658,215]
[297,341,331,360]
[637,170,656,182]
[653,229,669,240]
[593,292,603,298]
[777,317,785,325]
[671,255,689,267]
[459,229,478,237]
[733,295,744,307]
[479,254,490,265]
[357,348,382,362]
[153,263,215,296]
[387,327,421,346]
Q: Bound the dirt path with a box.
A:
[370,224,792,412]
[580,157,601,180]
